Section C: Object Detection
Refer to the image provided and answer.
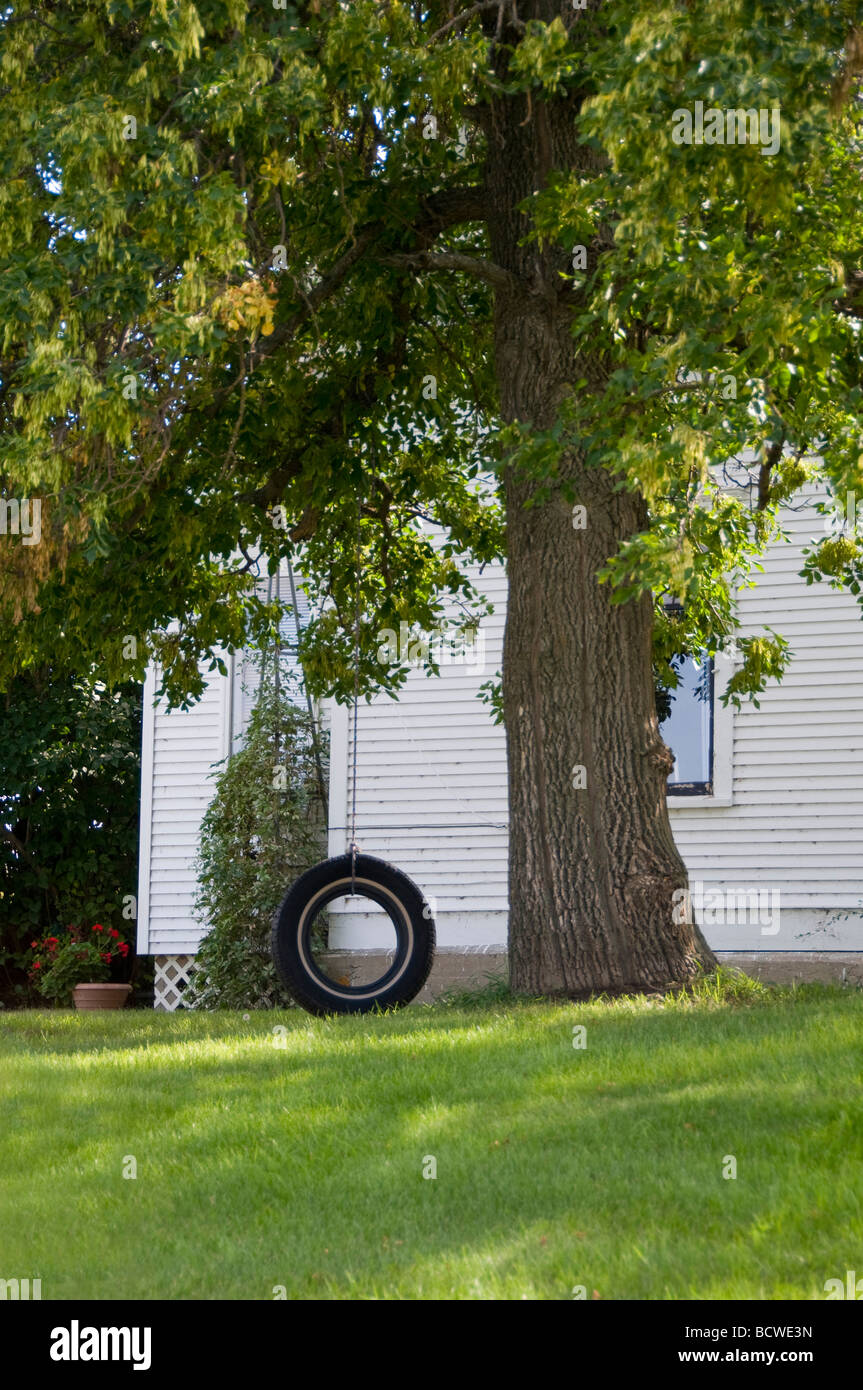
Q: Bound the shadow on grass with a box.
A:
[1,987,861,1297]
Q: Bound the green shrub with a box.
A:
[0,669,141,1006]
[187,653,328,1010]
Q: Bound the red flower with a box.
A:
[101,952,112,963]
[118,943,130,958]
[33,961,41,970]
[110,928,120,939]
[92,924,103,933]
[30,941,38,949]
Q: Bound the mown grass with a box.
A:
[0,973,860,1300]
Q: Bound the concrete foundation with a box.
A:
[715,951,863,988]
[318,948,863,1002]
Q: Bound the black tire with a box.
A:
[271,853,436,1015]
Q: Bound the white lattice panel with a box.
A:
[153,955,197,1011]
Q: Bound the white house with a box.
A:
[137,487,863,1008]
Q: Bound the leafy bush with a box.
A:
[0,669,141,1006]
[187,653,328,1010]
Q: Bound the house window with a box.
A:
[661,655,714,795]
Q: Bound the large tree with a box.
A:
[2,1,862,994]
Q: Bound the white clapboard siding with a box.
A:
[329,487,863,952]
[137,659,230,955]
[326,565,512,948]
[670,490,863,946]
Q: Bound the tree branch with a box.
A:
[1,826,35,863]
[386,249,517,289]
[262,187,489,360]
[430,2,507,42]
[836,266,863,318]
[756,437,786,511]
[831,27,863,114]
[205,185,488,419]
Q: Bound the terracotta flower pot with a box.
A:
[72,983,132,1011]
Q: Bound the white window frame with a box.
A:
[667,651,735,810]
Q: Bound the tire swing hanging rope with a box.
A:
[271,490,436,1016]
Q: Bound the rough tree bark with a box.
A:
[479,3,717,994]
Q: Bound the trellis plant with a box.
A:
[187,652,328,1010]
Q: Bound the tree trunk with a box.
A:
[481,10,717,994]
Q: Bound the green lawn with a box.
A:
[1,975,861,1300]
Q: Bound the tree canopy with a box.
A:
[1,1,861,708]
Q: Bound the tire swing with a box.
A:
[271,500,436,1016]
